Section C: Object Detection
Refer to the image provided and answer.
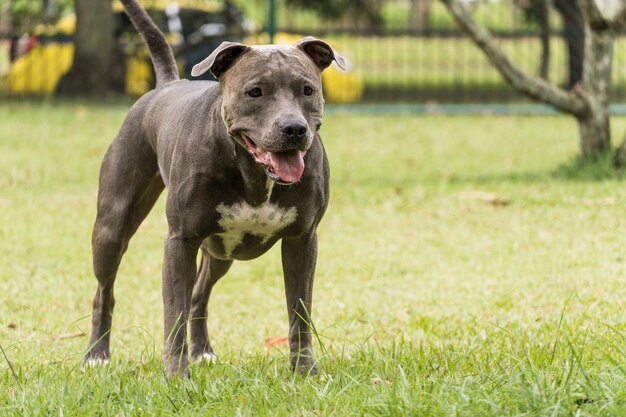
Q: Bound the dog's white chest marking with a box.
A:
[216,200,297,258]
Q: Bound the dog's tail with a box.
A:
[120,0,179,86]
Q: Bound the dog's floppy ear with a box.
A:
[191,41,250,79]
[295,36,347,72]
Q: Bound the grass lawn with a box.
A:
[2,100,626,415]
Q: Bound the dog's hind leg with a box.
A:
[85,122,165,365]
[189,250,232,362]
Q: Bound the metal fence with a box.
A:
[1,0,624,104]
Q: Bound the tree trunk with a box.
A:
[537,0,550,80]
[577,26,613,158]
[44,0,59,22]
[411,0,432,31]
[615,131,626,168]
[577,112,610,159]
[64,0,118,95]
[0,1,10,34]
[553,0,585,88]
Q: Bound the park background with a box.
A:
[3,1,626,416]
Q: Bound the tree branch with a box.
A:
[579,0,609,30]
[439,0,588,117]
[581,0,626,32]
[608,2,626,31]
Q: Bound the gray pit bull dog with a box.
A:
[84,0,346,377]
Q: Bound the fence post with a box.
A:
[267,0,276,44]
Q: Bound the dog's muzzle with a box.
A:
[240,134,306,184]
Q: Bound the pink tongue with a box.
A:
[269,151,305,183]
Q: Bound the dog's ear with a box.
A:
[191,41,250,79]
[295,36,347,72]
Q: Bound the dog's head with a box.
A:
[192,37,346,185]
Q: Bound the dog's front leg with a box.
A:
[281,232,319,376]
[162,236,201,377]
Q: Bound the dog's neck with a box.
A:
[210,96,274,207]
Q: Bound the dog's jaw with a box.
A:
[240,134,306,184]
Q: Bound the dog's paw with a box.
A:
[191,351,218,364]
[296,363,318,377]
[200,352,217,363]
[291,356,318,377]
[165,364,191,379]
[83,357,110,368]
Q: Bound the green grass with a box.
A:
[3,101,626,415]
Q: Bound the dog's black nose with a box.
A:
[280,119,308,141]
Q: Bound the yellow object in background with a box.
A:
[112,0,220,13]
[125,49,154,96]
[4,14,362,101]
[33,14,76,36]
[4,43,74,95]
[321,65,363,104]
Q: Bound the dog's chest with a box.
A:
[215,200,297,258]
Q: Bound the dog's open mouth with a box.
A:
[241,134,305,184]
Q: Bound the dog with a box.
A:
[84,0,345,377]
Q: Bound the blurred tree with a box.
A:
[410,0,433,31]
[1,1,12,39]
[7,0,72,29]
[285,0,383,27]
[7,0,44,30]
[517,0,550,80]
[441,0,626,161]
[44,0,58,20]
[553,0,584,88]
[518,0,584,88]
[5,0,73,61]
[64,0,118,95]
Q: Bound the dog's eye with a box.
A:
[303,86,314,96]
[247,88,262,98]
